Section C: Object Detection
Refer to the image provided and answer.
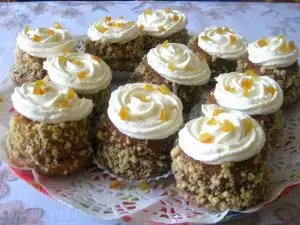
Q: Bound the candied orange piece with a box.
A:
[165,8,171,13]
[216,27,224,35]
[145,84,153,91]
[229,35,237,45]
[277,44,289,52]
[144,9,152,15]
[77,71,87,79]
[242,118,252,133]
[213,108,225,116]
[120,106,129,121]
[289,41,296,50]
[104,16,112,22]
[33,87,46,95]
[56,99,71,108]
[266,86,276,96]
[200,35,210,41]
[168,63,176,71]
[241,79,253,90]
[139,24,144,31]
[97,131,104,140]
[32,35,41,42]
[162,40,169,48]
[96,25,108,33]
[70,59,84,67]
[245,68,256,76]
[111,22,125,28]
[58,55,66,63]
[207,117,217,126]
[67,88,76,99]
[35,80,45,87]
[91,55,102,64]
[184,65,195,72]
[160,107,168,121]
[199,132,214,144]
[158,26,166,31]
[158,84,170,95]
[54,22,62,29]
[221,119,235,132]
[63,48,70,54]
[137,94,148,102]
[25,25,30,32]
[257,39,268,48]
[173,15,179,22]
[46,29,55,35]
[109,179,121,189]
[224,85,235,93]
[243,89,250,97]
[0,98,3,103]
[223,27,230,33]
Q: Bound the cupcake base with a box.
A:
[132,56,203,113]
[7,113,93,176]
[171,145,271,211]
[96,115,175,180]
[84,36,144,72]
[10,47,47,85]
[142,29,189,50]
[237,59,300,108]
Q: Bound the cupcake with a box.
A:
[189,26,247,80]
[10,22,78,85]
[207,71,283,146]
[44,52,112,116]
[96,83,183,180]
[132,42,211,112]
[7,80,94,175]
[171,107,270,211]
[137,8,188,50]
[237,35,299,108]
[84,17,143,72]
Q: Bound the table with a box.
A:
[0,1,300,225]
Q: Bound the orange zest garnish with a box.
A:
[165,8,171,13]
[54,22,62,29]
[213,108,225,116]
[109,22,125,28]
[35,80,45,87]
[158,84,170,95]
[277,44,289,53]
[243,89,250,97]
[63,48,70,54]
[25,25,30,32]
[207,117,217,126]
[33,87,46,95]
[46,29,55,35]
[168,63,176,71]
[289,41,296,50]
[158,26,166,31]
[137,94,148,102]
[184,65,195,72]
[229,35,237,45]
[70,59,84,67]
[200,35,210,41]
[242,118,252,133]
[162,40,169,48]
[96,25,108,33]
[104,16,112,22]
[241,79,253,90]
[139,24,144,31]
[221,119,235,132]
[32,35,41,42]
[56,99,71,108]
[224,85,235,93]
[91,55,102,64]
[144,9,152,15]
[67,89,76,99]
[145,84,153,91]
[77,71,87,79]
[216,27,224,35]
[160,107,168,121]
[266,86,276,96]
[173,15,179,22]
[199,132,214,144]
[223,27,230,33]
[257,39,268,48]
[120,106,129,121]
[58,55,66,63]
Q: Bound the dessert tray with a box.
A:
[0,41,299,225]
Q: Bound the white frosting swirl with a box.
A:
[87,18,140,44]
[137,9,187,38]
[11,81,93,124]
[179,104,266,165]
[108,83,183,140]
[197,26,247,60]
[44,53,112,95]
[214,72,283,115]
[248,35,298,67]
[147,43,211,85]
[17,26,78,58]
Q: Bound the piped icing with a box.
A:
[107,83,183,140]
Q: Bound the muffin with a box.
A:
[132,42,211,112]
[44,52,112,116]
[137,8,188,50]
[10,22,78,85]
[7,80,94,175]
[96,83,183,180]
[237,35,299,108]
[84,17,143,72]
[171,107,270,211]
[189,26,247,81]
[207,71,283,146]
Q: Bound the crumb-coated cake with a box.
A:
[44,52,112,116]
[207,71,283,146]
[189,26,247,81]
[132,42,211,112]
[171,107,270,211]
[7,80,94,175]
[84,17,143,72]
[96,83,183,180]
[237,34,299,108]
[137,8,188,50]
[10,22,78,85]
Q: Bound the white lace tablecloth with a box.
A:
[0,1,300,225]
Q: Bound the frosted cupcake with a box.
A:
[137,8,188,50]
[132,42,211,112]
[84,17,143,72]
[10,22,78,85]
[7,80,94,175]
[171,107,270,211]
[189,26,247,80]
[44,52,112,116]
[96,83,183,180]
[207,71,283,146]
[237,35,299,108]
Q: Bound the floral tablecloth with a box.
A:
[0,1,300,225]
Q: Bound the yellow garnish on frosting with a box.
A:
[158,26,166,31]
[221,119,235,132]
[216,27,224,35]
[289,41,296,50]
[109,22,125,28]
[158,84,170,95]
[241,79,253,90]
[77,71,87,79]
[67,88,76,99]
[56,99,71,108]
[120,106,129,121]
[276,43,289,53]
[104,16,112,23]
[173,15,179,22]
[223,27,230,33]
[160,107,168,121]
[224,85,235,93]
[63,48,70,54]
[207,117,217,126]
[137,94,148,102]
[266,86,276,96]
[35,80,45,87]
[242,118,252,133]
[33,87,46,95]
[145,84,153,91]
[243,89,250,97]
[91,55,102,64]
[199,132,214,144]
[54,22,62,29]
[257,39,268,48]
[46,29,55,35]
[32,35,41,42]
[58,55,66,63]
[184,65,196,72]
[70,59,84,67]
[245,68,256,76]
[213,108,225,116]
[97,131,104,140]
[96,25,108,33]
[168,63,176,71]
[144,9,152,15]
[165,8,171,13]
[162,40,169,48]
[229,35,237,45]
[139,24,144,31]
[200,35,210,41]
[24,25,30,32]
